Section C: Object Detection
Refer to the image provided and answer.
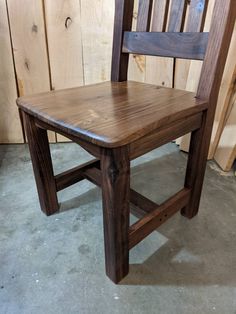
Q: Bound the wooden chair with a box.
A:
[17,0,235,283]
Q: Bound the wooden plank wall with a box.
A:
[0,0,22,143]
[0,0,235,171]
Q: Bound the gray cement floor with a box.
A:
[0,143,236,314]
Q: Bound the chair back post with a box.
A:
[111,0,134,82]
[197,0,236,107]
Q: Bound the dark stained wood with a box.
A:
[55,159,100,191]
[35,118,101,158]
[197,0,236,101]
[129,188,191,249]
[17,81,208,148]
[186,0,208,32]
[123,32,209,60]
[182,0,236,218]
[136,0,153,31]
[101,146,130,283]
[111,0,134,82]
[23,112,59,216]
[130,112,203,159]
[55,162,158,221]
[181,112,207,218]
[130,189,157,213]
[16,0,236,283]
[167,0,187,32]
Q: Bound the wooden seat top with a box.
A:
[17,81,207,147]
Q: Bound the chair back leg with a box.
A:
[182,111,208,218]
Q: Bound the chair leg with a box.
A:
[101,146,130,283]
[23,112,59,216]
[181,113,209,219]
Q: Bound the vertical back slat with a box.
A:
[151,0,170,31]
[136,0,154,31]
[167,0,187,32]
[145,0,173,88]
[111,0,134,82]
[186,0,209,32]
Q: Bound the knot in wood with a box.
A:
[65,17,72,29]
[108,165,120,184]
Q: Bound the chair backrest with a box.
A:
[111,0,235,108]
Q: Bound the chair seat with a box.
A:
[17,81,207,147]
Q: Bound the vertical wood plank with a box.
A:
[128,0,146,82]
[151,0,169,31]
[167,0,187,32]
[174,0,209,92]
[81,0,115,84]
[7,0,55,142]
[44,0,84,90]
[136,0,153,31]
[44,0,84,142]
[145,0,173,87]
[214,96,236,171]
[0,0,23,143]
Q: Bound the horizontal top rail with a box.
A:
[123,31,209,60]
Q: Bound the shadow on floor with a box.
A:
[57,152,236,287]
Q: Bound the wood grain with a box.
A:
[0,0,23,143]
[7,0,55,142]
[44,0,84,142]
[145,0,173,87]
[23,111,59,216]
[129,188,191,249]
[81,0,114,84]
[214,96,236,171]
[101,146,130,283]
[123,32,208,60]
[136,0,153,31]
[17,81,207,148]
[130,112,203,159]
[167,0,187,32]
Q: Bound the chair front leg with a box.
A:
[23,112,59,216]
[101,146,130,283]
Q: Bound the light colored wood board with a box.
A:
[128,0,146,82]
[44,0,84,142]
[80,0,114,85]
[0,0,23,143]
[44,0,84,90]
[7,0,55,142]
[145,0,173,87]
[214,97,236,171]
[208,22,236,158]
[145,57,173,87]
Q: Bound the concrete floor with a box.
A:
[0,142,235,314]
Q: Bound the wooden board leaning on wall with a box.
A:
[214,91,236,171]
[0,0,23,143]
[44,0,84,142]
[7,0,55,142]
